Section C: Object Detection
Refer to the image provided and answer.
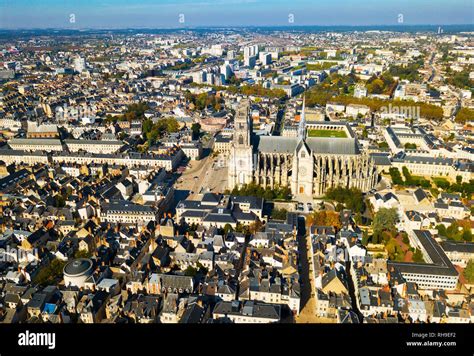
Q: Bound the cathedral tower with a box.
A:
[228,100,254,189]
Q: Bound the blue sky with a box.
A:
[0,0,472,28]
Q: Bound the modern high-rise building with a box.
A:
[243,45,259,60]
[73,56,86,73]
[259,52,272,65]
[192,70,207,84]
[220,61,233,81]
[227,50,236,60]
[244,55,256,69]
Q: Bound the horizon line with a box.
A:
[1,23,473,31]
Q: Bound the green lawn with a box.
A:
[307,129,348,138]
[306,62,337,71]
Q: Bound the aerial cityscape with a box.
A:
[0,2,473,336]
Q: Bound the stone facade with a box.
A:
[228,100,378,200]
[228,100,254,188]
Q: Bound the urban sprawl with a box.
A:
[0,28,473,324]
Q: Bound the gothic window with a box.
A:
[301,152,306,158]
[239,172,245,184]
[299,186,304,194]
[238,135,244,145]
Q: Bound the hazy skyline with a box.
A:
[0,0,473,29]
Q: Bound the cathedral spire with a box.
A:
[298,96,306,140]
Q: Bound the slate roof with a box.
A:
[102,200,154,214]
[180,302,206,324]
[255,136,298,153]
[306,137,360,155]
[440,240,474,254]
[154,273,194,291]
[255,135,360,155]
[413,188,429,203]
[370,153,392,166]
[202,193,222,204]
[388,230,458,277]
[213,300,281,320]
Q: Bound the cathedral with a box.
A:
[228,100,379,200]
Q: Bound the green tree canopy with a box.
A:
[325,187,365,213]
[464,260,474,284]
[373,207,398,234]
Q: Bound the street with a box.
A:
[175,136,228,199]
[295,216,336,323]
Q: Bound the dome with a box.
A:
[63,258,93,277]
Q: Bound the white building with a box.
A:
[388,230,459,291]
[64,139,124,154]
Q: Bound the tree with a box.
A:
[455,108,474,124]
[223,223,233,235]
[371,230,383,244]
[146,128,160,145]
[386,238,404,261]
[191,123,201,140]
[413,249,424,263]
[34,259,66,286]
[235,223,244,233]
[373,208,398,234]
[402,166,413,185]
[271,208,288,220]
[325,187,365,213]
[433,178,450,190]
[389,61,423,82]
[143,117,180,145]
[362,127,368,138]
[439,220,472,241]
[142,118,153,133]
[367,78,385,94]
[436,224,447,237]
[184,266,198,277]
[53,194,66,208]
[263,189,274,201]
[231,183,291,201]
[186,92,225,111]
[401,232,410,245]
[307,210,342,229]
[74,250,92,258]
[362,230,370,245]
[462,229,472,242]
[389,167,404,185]
[156,117,179,133]
[464,260,474,284]
[107,102,150,123]
[249,220,263,235]
[447,69,473,91]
